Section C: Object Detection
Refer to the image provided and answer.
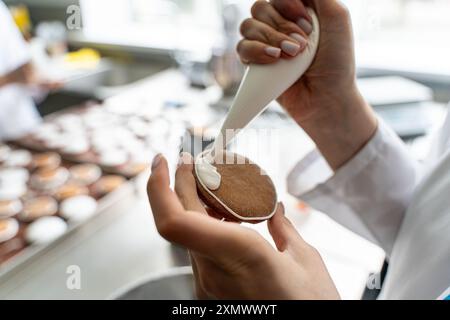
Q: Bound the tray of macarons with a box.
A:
[13,102,185,178]
[0,144,135,274]
[0,103,186,275]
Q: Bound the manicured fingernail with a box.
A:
[279,202,285,215]
[297,18,313,34]
[177,156,184,168]
[281,40,301,56]
[264,46,281,58]
[289,33,307,49]
[177,152,191,168]
[152,153,162,170]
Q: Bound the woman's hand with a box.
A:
[147,153,340,300]
[238,0,378,170]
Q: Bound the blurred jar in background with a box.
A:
[211,0,245,97]
[35,21,68,58]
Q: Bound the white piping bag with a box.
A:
[212,8,320,152]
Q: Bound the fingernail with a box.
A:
[281,40,301,56]
[279,202,285,215]
[177,152,191,168]
[177,156,184,168]
[264,46,281,58]
[289,33,307,49]
[152,153,162,170]
[297,18,313,34]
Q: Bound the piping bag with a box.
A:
[209,8,320,156]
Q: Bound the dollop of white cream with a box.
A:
[196,155,221,191]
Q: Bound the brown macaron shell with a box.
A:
[193,151,277,223]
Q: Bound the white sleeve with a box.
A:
[287,119,420,256]
[0,1,30,75]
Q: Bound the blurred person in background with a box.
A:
[147,0,450,300]
[0,0,59,140]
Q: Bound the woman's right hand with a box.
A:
[238,0,378,170]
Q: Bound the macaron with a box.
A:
[193,151,278,223]
[83,110,118,129]
[30,167,69,191]
[32,123,60,141]
[0,144,11,162]
[0,167,29,184]
[120,162,149,177]
[0,236,26,260]
[60,195,97,222]
[54,114,82,129]
[0,218,19,243]
[98,150,129,167]
[148,118,170,137]
[91,175,126,197]
[3,149,32,167]
[31,152,62,171]
[52,182,89,201]
[42,135,67,149]
[25,216,67,244]
[18,196,58,222]
[0,183,27,201]
[128,118,152,138]
[129,147,154,164]
[0,169,29,200]
[60,138,90,156]
[0,200,23,218]
[69,164,102,186]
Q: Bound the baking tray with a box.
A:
[0,102,185,278]
[0,174,137,278]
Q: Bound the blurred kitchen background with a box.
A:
[0,0,449,300]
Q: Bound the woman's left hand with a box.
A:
[147,153,340,300]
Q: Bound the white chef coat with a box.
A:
[287,108,450,300]
[0,1,41,140]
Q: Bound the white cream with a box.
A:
[195,153,221,191]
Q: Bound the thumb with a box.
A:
[175,152,206,214]
[268,202,310,254]
[147,154,186,226]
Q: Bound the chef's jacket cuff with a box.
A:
[287,119,418,253]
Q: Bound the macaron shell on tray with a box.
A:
[0,103,186,276]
